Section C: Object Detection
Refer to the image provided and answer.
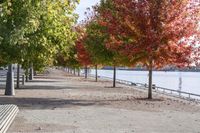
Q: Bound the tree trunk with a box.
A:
[25,68,28,82]
[5,64,15,96]
[113,66,116,88]
[85,66,87,79]
[148,60,153,99]
[22,75,25,85]
[73,68,76,75]
[95,65,98,82]
[78,69,80,76]
[70,68,72,74]
[34,71,37,76]
[16,64,20,89]
[29,63,33,80]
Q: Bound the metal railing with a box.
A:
[0,73,25,85]
[92,75,200,101]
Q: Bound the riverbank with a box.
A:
[90,69,200,96]
[1,68,200,133]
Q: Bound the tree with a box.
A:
[0,0,78,69]
[75,26,92,78]
[80,7,134,86]
[98,0,200,98]
[84,17,114,82]
[0,0,79,94]
[81,3,134,87]
[55,44,81,74]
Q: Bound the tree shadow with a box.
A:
[135,97,164,102]
[104,86,123,89]
[0,82,67,90]
[28,80,58,83]
[34,76,66,80]
[18,85,78,90]
[0,97,109,110]
[64,74,80,78]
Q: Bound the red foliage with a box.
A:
[98,0,200,69]
[75,26,92,66]
[76,39,92,66]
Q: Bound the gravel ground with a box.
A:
[0,68,199,133]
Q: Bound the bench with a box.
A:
[0,105,19,133]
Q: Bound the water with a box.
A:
[90,69,200,95]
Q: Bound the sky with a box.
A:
[75,0,100,22]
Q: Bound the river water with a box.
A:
[90,69,200,95]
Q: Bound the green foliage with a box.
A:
[0,0,79,69]
[84,20,114,66]
[83,13,133,67]
[55,44,81,69]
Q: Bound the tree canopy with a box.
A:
[95,0,200,98]
[0,0,79,71]
[97,0,200,68]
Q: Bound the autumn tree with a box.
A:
[55,44,81,75]
[74,25,92,78]
[83,9,115,82]
[80,7,133,86]
[98,0,200,98]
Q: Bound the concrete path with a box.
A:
[0,68,199,133]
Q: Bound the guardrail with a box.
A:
[0,73,25,85]
[90,74,200,101]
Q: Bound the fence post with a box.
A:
[152,84,156,89]
[144,84,147,88]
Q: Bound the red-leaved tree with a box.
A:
[75,26,92,78]
[98,0,200,99]
[76,39,92,66]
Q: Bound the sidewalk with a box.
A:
[0,68,199,133]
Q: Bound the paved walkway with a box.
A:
[0,68,199,133]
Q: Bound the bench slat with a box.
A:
[0,105,15,122]
[0,106,18,129]
[0,105,19,133]
[0,107,18,133]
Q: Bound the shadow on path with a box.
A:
[18,85,78,90]
[28,80,58,83]
[136,98,164,101]
[0,97,109,110]
[34,76,66,80]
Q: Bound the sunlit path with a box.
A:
[0,69,198,133]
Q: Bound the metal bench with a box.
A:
[0,105,19,133]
